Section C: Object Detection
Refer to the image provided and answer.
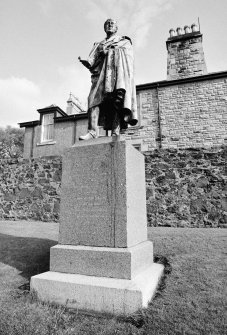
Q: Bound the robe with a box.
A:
[86,34,138,130]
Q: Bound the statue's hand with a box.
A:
[101,46,108,55]
[78,57,91,69]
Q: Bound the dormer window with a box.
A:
[41,113,54,142]
[37,104,68,144]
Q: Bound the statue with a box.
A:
[78,19,138,140]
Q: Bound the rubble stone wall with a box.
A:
[0,156,62,222]
[145,146,227,228]
[0,147,226,227]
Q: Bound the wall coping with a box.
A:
[166,31,202,48]
[19,113,88,128]
[18,120,40,128]
[54,113,88,123]
[136,71,227,91]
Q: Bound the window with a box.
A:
[41,113,54,142]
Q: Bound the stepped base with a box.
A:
[31,263,164,315]
[50,241,153,280]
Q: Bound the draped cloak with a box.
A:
[86,35,138,129]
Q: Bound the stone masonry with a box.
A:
[167,25,207,80]
[145,147,227,228]
[0,156,62,221]
[0,147,226,228]
[125,75,227,151]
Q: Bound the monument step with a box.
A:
[50,241,153,280]
[30,263,164,315]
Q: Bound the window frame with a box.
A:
[41,113,55,143]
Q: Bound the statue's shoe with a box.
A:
[111,127,120,137]
[79,131,97,141]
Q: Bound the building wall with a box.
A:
[74,118,89,140]
[125,75,227,150]
[33,122,74,158]
[23,127,34,158]
[159,77,227,148]
[125,90,158,151]
[23,118,88,158]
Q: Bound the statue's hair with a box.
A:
[104,19,118,31]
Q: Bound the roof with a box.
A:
[18,120,40,128]
[136,70,227,91]
[54,113,88,123]
[37,105,67,117]
[18,113,88,128]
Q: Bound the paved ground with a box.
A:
[0,220,59,241]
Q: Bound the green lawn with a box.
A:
[0,222,226,335]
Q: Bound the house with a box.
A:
[19,24,227,158]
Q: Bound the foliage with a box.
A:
[0,126,24,159]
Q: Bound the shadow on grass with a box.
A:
[0,232,173,330]
[0,233,57,282]
[153,254,172,297]
[118,254,172,329]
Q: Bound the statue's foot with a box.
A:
[79,130,97,141]
[111,127,120,137]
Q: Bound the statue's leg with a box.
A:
[89,106,100,137]
[111,111,120,136]
[79,106,100,140]
[111,89,125,136]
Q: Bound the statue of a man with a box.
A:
[78,19,138,140]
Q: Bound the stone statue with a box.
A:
[78,19,138,140]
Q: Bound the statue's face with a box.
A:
[104,19,118,34]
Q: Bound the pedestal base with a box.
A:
[50,241,153,280]
[31,263,164,315]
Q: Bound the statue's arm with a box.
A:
[78,56,91,70]
[78,42,103,71]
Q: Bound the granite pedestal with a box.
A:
[31,137,163,315]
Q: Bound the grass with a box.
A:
[0,223,226,335]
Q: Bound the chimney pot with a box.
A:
[184,25,191,34]
[176,27,183,35]
[169,28,175,37]
[191,23,199,32]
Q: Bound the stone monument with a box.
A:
[31,137,164,314]
[30,19,163,315]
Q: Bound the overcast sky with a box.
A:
[1,0,227,127]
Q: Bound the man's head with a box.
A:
[104,19,118,35]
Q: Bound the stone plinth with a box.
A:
[50,241,153,280]
[59,137,147,248]
[31,137,163,315]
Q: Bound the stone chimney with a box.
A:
[66,93,84,115]
[166,23,208,80]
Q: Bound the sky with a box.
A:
[0,0,227,127]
